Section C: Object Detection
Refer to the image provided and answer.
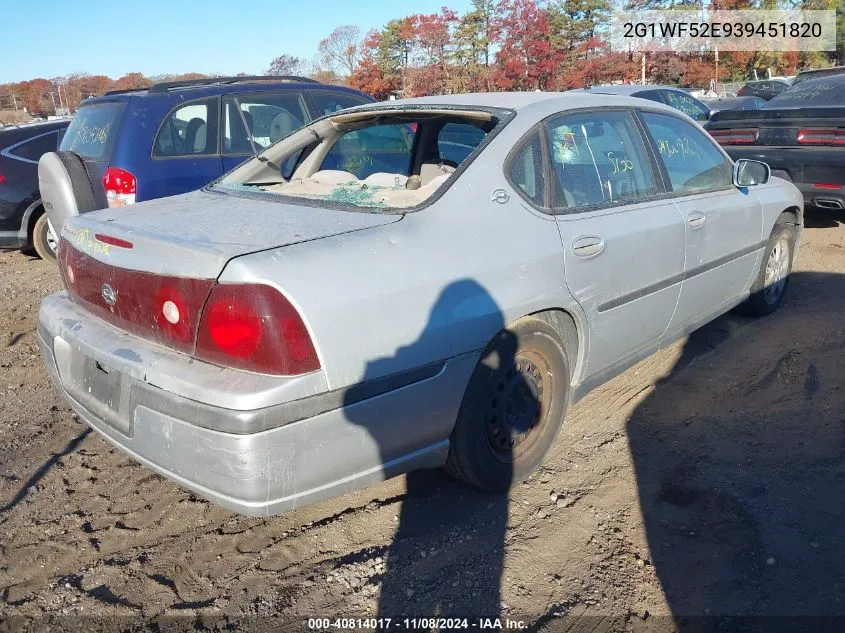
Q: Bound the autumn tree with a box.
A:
[349,30,401,99]
[494,0,562,90]
[318,25,362,76]
[266,54,306,76]
[452,0,502,91]
[113,72,151,91]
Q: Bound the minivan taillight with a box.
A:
[196,284,320,376]
[103,167,136,207]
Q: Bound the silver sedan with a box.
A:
[37,92,804,516]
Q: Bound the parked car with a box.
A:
[792,66,845,85]
[706,74,845,211]
[567,85,711,122]
[703,96,766,116]
[38,92,803,516]
[38,76,373,231]
[736,79,790,101]
[0,119,70,260]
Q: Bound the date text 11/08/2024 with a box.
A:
[308,618,528,630]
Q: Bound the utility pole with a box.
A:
[714,46,719,95]
[641,53,646,85]
[12,93,18,110]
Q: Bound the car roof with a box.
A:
[81,76,363,105]
[705,96,758,103]
[340,91,684,116]
[0,118,70,136]
[743,79,788,85]
[566,84,684,96]
[797,66,845,77]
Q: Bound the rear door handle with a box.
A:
[688,212,706,229]
[572,235,605,258]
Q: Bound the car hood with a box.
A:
[60,189,402,278]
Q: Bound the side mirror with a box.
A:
[733,159,770,187]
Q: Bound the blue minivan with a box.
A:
[55,76,374,210]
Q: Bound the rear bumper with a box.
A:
[37,292,476,515]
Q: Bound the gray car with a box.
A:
[567,85,712,122]
[37,92,804,516]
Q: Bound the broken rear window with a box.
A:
[213,110,502,210]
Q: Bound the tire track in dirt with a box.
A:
[2,222,845,626]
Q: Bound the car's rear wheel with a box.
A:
[32,212,58,263]
[445,315,569,491]
[740,219,796,317]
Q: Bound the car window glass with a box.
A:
[634,89,664,104]
[319,123,416,179]
[437,122,487,164]
[224,93,310,155]
[767,75,845,107]
[60,102,126,160]
[546,110,657,210]
[154,99,218,157]
[7,131,59,162]
[309,92,368,117]
[507,132,545,206]
[641,111,732,192]
[663,91,709,121]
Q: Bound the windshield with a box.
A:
[59,101,126,160]
[214,110,502,211]
[766,76,845,107]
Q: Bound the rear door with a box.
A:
[549,109,686,378]
[221,91,312,172]
[59,100,127,208]
[638,109,762,335]
[145,97,222,201]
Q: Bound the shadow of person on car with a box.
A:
[343,279,538,623]
[627,270,845,632]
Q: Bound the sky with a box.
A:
[0,0,474,84]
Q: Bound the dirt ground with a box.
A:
[1,210,844,632]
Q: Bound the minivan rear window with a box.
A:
[60,102,126,160]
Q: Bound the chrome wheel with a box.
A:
[46,220,58,254]
[763,237,789,305]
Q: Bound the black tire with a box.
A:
[445,315,569,491]
[32,212,57,263]
[739,220,797,317]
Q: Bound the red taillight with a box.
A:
[103,167,137,208]
[58,241,319,376]
[710,128,759,145]
[796,128,845,146]
[205,297,262,358]
[812,183,841,190]
[0,174,5,184]
[59,240,213,353]
[196,284,320,376]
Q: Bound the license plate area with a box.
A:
[54,337,133,435]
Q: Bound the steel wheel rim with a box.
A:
[485,347,552,462]
[763,237,789,305]
[46,220,58,253]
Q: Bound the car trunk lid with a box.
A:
[58,189,401,358]
[61,189,402,278]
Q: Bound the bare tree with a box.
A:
[266,54,306,76]
[318,25,362,76]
